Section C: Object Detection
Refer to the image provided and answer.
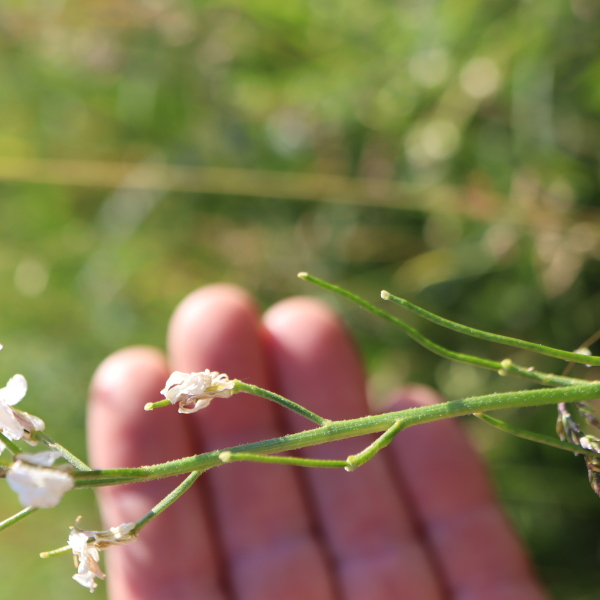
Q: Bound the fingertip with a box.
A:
[263,295,360,373]
[89,345,223,597]
[167,283,261,375]
[263,295,366,423]
[87,345,185,470]
[170,283,257,327]
[90,346,167,413]
[264,295,339,336]
[166,282,278,444]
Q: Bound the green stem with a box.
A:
[0,432,20,455]
[144,399,171,411]
[234,381,329,426]
[40,545,70,559]
[142,381,328,426]
[72,381,600,487]
[32,432,92,471]
[473,412,598,456]
[382,291,600,366]
[0,507,37,532]
[298,273,585,388]
[346,420,404,470]
[41,473,203,558]
[133,470,203,531]
[70,469,167,488]
[219,451,347,468]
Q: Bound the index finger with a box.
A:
[87,347,227,600]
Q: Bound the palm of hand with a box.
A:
[88,285,548,600]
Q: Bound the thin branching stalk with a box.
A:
[381,291,600,366]
[298,273,586,388]
[6,275,600,538]
[473,413,599,456]
[133,470,203,531]
[0,507,37,532]
[219,451,348,468]
[235,382,329,426]
[39,545,70,559]
[0,433,20,455]
[32,432,92,471]
[73,381,600,487]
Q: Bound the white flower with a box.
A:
[73,571,99,593]
[6,451,73,508]
[0,374,45,453]
[160,369,235,413]
[68,520,137,592]
[69,530,103,591]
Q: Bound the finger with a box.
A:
[387,385,549,600]
[167,285,336,600]
[263,297,445,600]
[88,347,226,600]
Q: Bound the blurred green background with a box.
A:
[0,0,599,597]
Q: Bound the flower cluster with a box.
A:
[160,369,235,413]
[0,374,45,452]
[6,451,74,508]
[68,520,137,592]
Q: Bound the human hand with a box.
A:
[88,284,549,600]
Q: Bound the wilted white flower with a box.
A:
[73,570,99,593]
[0,374,45,452]
[160,369,235,413]
[6,451,73,508]
[69,530,103,592]
[69,520,137,592]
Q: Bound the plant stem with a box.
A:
[0,432,20,455]
[234,381,329,426]
[73,381,600,487]
[40,545,70,559]
[0,507,37,532]
[298,273,585,388]
[142,381,328,426]
[219,451,348,468]
[346,420,404,470]
[133,470,203,531]
[473,412,598,456]
[144,399,171,411]
[32,432,92,471]
[40,475,203,556]
[382,291,600,366]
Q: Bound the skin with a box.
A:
[88,284,550,600]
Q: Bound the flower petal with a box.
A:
[161,370,235,410]
[0,402,25,441]
[0,374,28,406]
[69,530,91,556]
[14,409,45,433]
[17,450,62,467]
[178,397,213,413]
[73,571,99,592]
[159,371,189,400]
[6,461,74,508]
